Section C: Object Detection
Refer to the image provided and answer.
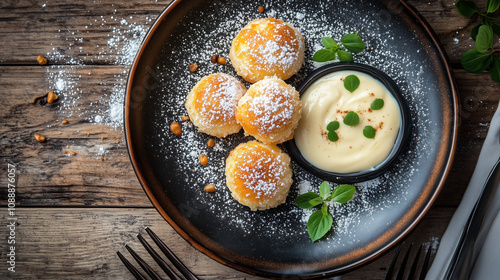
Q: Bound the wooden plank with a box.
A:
[0,65,150,207]
[0,0,169,65]
[0,207,453,279]
[0,65,498,207]
[0,0,484,65]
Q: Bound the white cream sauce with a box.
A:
[295,70,401,173]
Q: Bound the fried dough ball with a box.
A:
[235,77,302,144]
[185,73,247,137]
[225,141,293,211]
[229,18,305,83]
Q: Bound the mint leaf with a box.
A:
[461,49,493,73]
[344,74,360,92]
[489,56,500,83]
[487,0,500,13]
[307,205,333,242]
[343,111,360,126]
[341,32,365,53]
[476,25,494,53]
[321,37,338,50]
[455,0,479,17]
[319,181,331,200]
[371,98,384,110]
[312,49,336,62]
[363,126,376,139]
[337,50,354,62]
[471,24,481,41]
[327,131,339,142]
[491,22,500,37]
[327,121,340,131]
[331,184,356,203]
[295,192,322,209]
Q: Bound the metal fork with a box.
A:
[117,227,199,280]
[385,242,433,280]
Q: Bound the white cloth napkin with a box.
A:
[426,102,500,280]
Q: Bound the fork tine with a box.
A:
[386,242,404,280]
[145,227,199,280]
[396,243,413,280]
[125,245,163,280]
[407,244,422,280]
[137,233,182,280]
[419,245,432,280]
[117,251,148,280]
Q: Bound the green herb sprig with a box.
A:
[312,32,366,63]
[296,182,356,242]
[455,0,500,82]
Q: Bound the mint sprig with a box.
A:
[456,0,500,82]
[312,32,366,63]
[296,182,356,242]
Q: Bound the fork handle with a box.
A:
[145,227,199,280]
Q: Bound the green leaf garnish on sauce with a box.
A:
[327,131,338,142]
[370,98,384,110]
[344,75,360,93]
[327,121,340,131]
[363,125,376,139]
[343,111,359,126]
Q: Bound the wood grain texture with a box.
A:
[0,0,483,65]
[0,207,453,279]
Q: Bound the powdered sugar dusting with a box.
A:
[45,15,153,129]
[243,78,298,135]
[233,145,288,199]
[235,19,304,74]
[196,74,246,125]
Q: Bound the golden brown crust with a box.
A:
[235,77,302,144]
[185,73,246,137]
[225,141,293,211]
[229,18,305,83]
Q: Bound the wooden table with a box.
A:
[0,0,498,279]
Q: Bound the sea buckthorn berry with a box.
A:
[47,91,58,103]
[204,184,215,193]
[207,138,215,148]
[37,55,48,65]
[198,154,208,166]
[217,56,226,65]
[34,133,46,143]
[170,122,182,136]
[189,63,198,72]
[211,54,219,63]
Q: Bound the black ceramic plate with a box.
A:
[125,0,458,278]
